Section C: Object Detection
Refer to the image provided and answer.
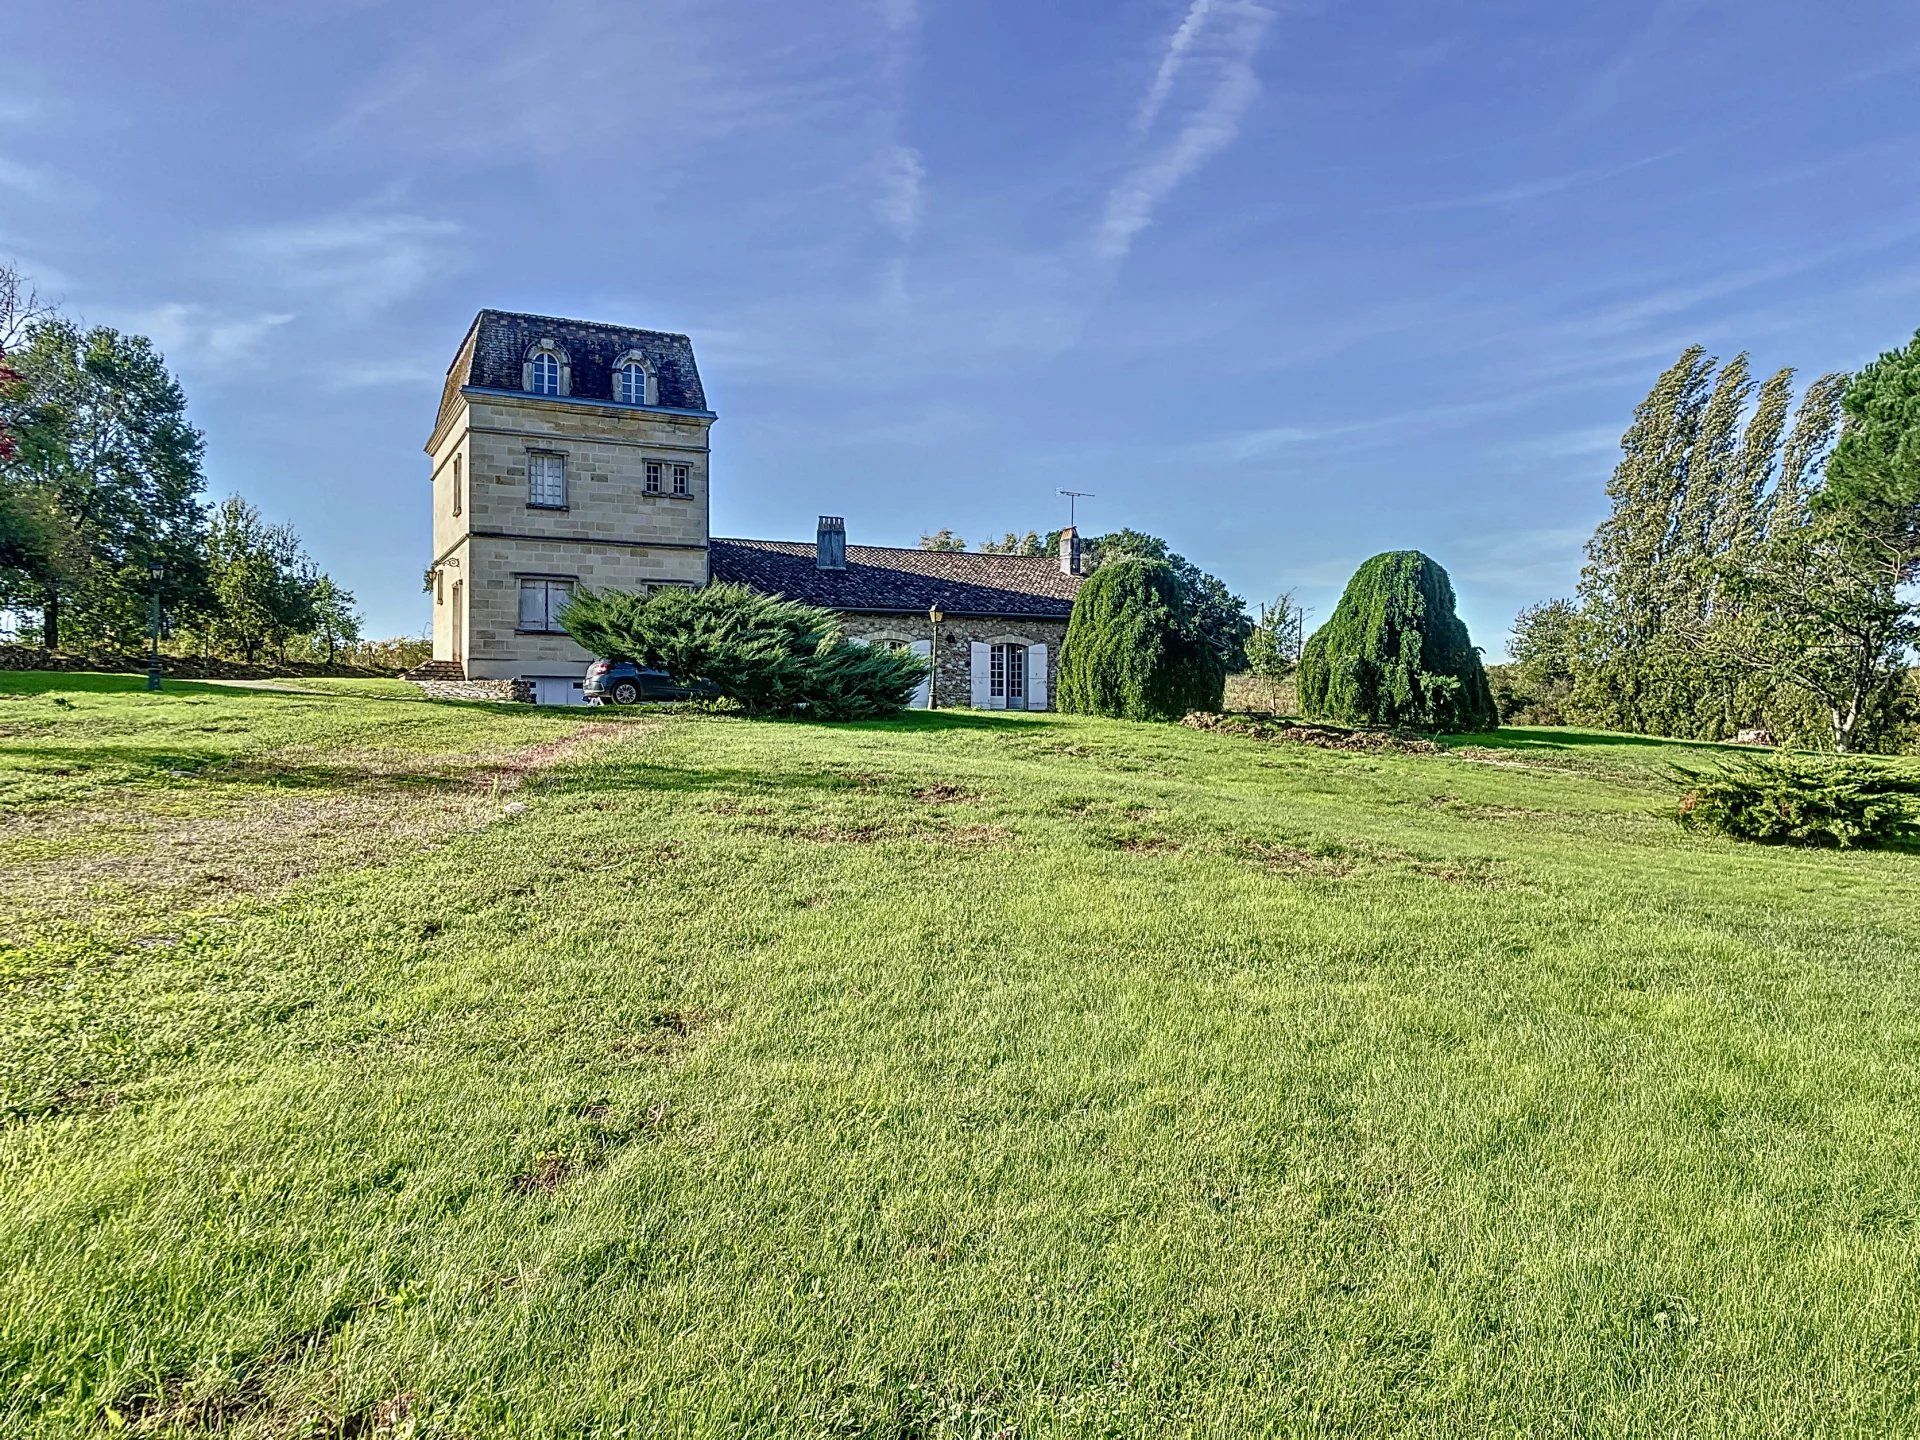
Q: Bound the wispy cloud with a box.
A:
[1133,0,1216,135]
[1382,147,1683,215]
[870,0,925,264]
[874,143,926,243]
[120,303,296,373]
[0,156,54,196]
[1097,0,1273,264]
[226,212,462,314]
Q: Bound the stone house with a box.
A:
[416,309,1081,708]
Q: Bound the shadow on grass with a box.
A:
[1446,726,1712,751]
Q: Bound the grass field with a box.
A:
[2,672,1918,1437]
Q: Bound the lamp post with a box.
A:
[146,559,164,692]
[927,603,943,710]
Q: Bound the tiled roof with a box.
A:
[709,538,1080,618]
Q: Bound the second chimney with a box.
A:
[816,515,846,570]
[1058,525,1081,576]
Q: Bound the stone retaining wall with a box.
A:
[412,677,534,704]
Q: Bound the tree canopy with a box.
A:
[1056,558,1225,720]
[1298,551,1497,731]
[1822,327,1920,555]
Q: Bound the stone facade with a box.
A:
[838,612,1067,711]
[427,381,712,682]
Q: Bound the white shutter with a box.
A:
[970,642,992,709]
[909,639,932,708]
[518,580,543,629]
[1027,644,1048,711]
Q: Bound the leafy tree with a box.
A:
[1050,527,1250,671]
[0,319,207,648]
[560,583,925,719]
[1298,551,1497,731]
[919,529,967,552]
[1243,591,1305,711]
[305,574,363,664]
[1705,509,1917,752]
[1496,598,1580,724]
[201,497,316,662]
[978,530,1046,555]
[1056,558,1224,721]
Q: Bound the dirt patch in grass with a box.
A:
[511,1098,677,1195]
[1184,712,1444,755]
[105,1303,420,1436]
[0,722,640,962]
[913,781,979,805]
[110,1382,419,1437]
[792,821,897,844]
[614,1007,724,1060]
[1239,840,1359,877]
[1114,834,1182,855]
[10,1077,122,1125]
[759,816,1011,848]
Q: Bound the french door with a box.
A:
[990,643,1027,710]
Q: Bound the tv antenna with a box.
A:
[1057,488,1096,528]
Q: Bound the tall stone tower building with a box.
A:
[422,309,715,700]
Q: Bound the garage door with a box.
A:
[528,676,588,706]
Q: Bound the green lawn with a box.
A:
[2,672,1917,1437]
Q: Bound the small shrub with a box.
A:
[1674,755,1920,848]
[559,584,925,720]
[1057,559,1225,721]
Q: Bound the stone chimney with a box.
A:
[1058,525,1082,577]
[816,515,846,570]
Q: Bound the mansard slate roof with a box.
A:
[709,538,1081,618]
[431,309,709,446]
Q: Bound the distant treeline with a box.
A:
[1496,330,1920,753]
[0,263,421,670]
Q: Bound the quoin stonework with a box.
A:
[419,309,1082,709]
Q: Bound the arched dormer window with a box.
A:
[523,340,570,397]
[613,352,653,406]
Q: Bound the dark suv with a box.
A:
[583,659,722,705]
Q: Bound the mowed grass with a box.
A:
[2,674,1918,1437]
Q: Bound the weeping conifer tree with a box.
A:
[1056,558,1225,720]
[1297,551,1498,731]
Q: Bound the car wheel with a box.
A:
[609,679,642,705]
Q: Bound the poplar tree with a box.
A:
[1568,345,1854,742]
[1570,347,1712,734]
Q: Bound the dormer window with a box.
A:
[614,352,652,406]
[523,340,570,397]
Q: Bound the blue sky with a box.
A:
[6,1,1918,654]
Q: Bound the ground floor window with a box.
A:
[990,642,1027,709]
[517,577,574,632]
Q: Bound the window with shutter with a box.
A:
[517,578,574,632]
[528,452,566,508]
